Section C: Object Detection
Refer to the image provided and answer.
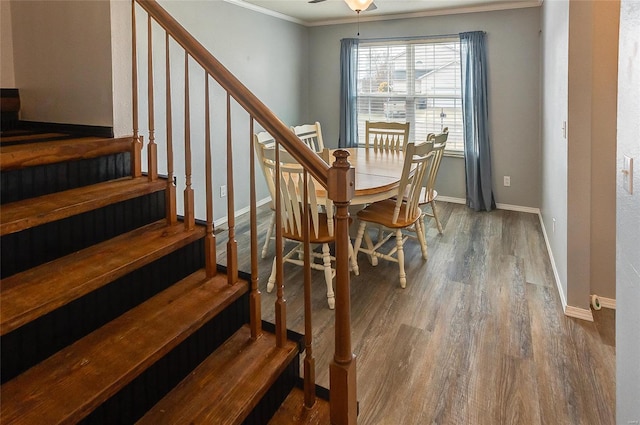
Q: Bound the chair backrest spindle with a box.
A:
[365,121,411,151]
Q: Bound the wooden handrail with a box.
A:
[133,2,357,423]
[135,0,330,187]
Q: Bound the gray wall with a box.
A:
[616,0,640,421]
[6,0,308,221]
[307,7,541,208]
[1,0,15,87]
[148,1,309,220]
[540,0,569,306]
[9,0,114,126]
[541,0,618,313]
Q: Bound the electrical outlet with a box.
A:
[503,176,511,187]
[220,185,227,198]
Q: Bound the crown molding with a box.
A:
[223,0,306,26]
[226,0,542,27]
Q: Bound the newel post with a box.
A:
[327,150,357,425]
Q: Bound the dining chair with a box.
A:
[353,141,434,288]
[253,131,278,258]
[262,149,358,309]
[364,121,411,151]
[418,127,448,234]
[291,122,325,152]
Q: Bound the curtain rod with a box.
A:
[342,31,485,43]
[348,33,460,43]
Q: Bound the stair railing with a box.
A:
[132,1,357,423]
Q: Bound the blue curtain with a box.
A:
[460,31,495,212]
[339,38,359,148]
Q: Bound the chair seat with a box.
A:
[282,212,333,244]
[357,199,422,229]
[283,214,353,244]
[418,187,438,205]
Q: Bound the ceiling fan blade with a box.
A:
[366,2,377,11]
[308,0,326,3]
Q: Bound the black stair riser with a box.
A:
[243,357,300,425]
[1,152,130,204]
[1,190,166,278]
[1,239,205,384]
[81,287,250,425]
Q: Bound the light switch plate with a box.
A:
[623,155,633,194]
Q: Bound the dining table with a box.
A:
[324,147,408,206]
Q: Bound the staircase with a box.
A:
[1,1,358,423]
[0,129,328,423]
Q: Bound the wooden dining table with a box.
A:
[326,147,407,206]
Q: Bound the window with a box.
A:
[356,38,463,152]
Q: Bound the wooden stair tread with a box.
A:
[0,136,133,171]
[0,177,166,236]
[138,325,299,425]
[0,269,248,425]
[268,387,331,425]
[0,220,205,335]
[0,132,68,143]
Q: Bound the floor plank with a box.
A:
[217,201,615,424]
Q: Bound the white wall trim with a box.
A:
[438,196,541,215]
[496,203,540,214]
[223,0,306,25]
[226,0,542,27]
[214,196,272,228]
[308,0,542,27]
[438,196,466,204]
[537,212,595,322]
[537,212,570,313]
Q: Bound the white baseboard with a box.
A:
[537,213,571,313]
[438,196,466,204]
[214,197,271,228]
[496,203,540,214]
[564,305,595,322]
[437,197,541,215]
[537,212,597,322]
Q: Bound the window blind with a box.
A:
[356,38,463,152]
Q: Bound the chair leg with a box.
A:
[376,225,384,243]
[267,256,277,293]
[415,218,428,260]
[322,243,335,309]
[363,228,378,266]
[431,200,443,234]
[348,241,359,276]
[395,229,406,288]
[262,212,276,259]
[353,221,366,264]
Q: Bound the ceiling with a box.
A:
[228,0,541,26]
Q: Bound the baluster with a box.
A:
[249,118,262,339]
[302,169,316,408]
[183,52,195,230]
[274,142,286,347]
[225,93,238,285]
[204,73,216,277]
[147,15,158,181]
[131,0,142,177]
[165,33,176,224]
[328,150,357,425]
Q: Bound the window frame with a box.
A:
[355,37,464,154]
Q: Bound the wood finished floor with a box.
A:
[216,202,615,425]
